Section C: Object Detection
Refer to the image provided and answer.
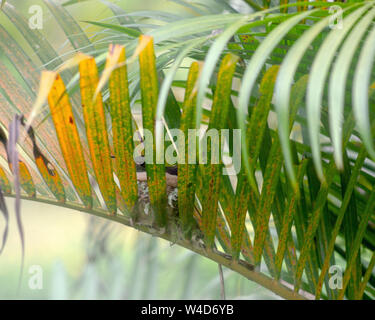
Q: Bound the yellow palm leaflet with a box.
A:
[107,44,138,210]
[79,55,117,215]
[48,74,92,208]
[8,161,36,198]
[0,166,11,194]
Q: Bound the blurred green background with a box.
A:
[1,198,279,299]
[0,0,278,299]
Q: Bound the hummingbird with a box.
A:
[134,156,177,188]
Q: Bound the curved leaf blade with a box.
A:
[329,6,375,169]
[353,19,375,161]
[240,9,315,189]
[306,3,371,176]
[274,5,358,184]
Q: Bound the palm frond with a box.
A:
[1,0,375,300]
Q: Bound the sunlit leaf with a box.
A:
[48,74,93,208]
